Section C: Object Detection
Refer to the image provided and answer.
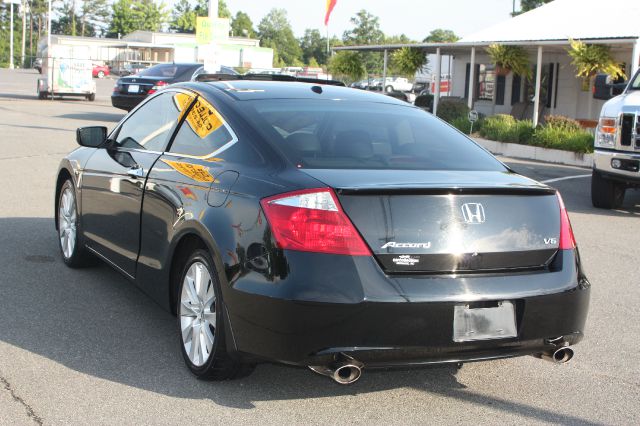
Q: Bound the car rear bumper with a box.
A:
[223,250,590,367]
[111,94,144,111]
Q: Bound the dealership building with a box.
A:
[38,18,274,71]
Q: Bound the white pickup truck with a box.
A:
[591,69,640,208]
[383,77,413,93]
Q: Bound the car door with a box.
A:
[81,90,197,277]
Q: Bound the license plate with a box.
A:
[127,84,139,93]
[453,301,517,342]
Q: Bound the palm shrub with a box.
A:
[486,44,532,78]
[567,40,625,90]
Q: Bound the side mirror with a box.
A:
[593,73,627,100]
[76,126,107,147]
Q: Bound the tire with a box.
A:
[97,71,105,78]
[385,85,394,93]
[57,179,93,267]
[591,170,626,209]
[177,249,253,380]
[87,93,96,101]
[38,89,46,100]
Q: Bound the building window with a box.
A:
[477,64,496,101]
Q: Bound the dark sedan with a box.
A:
[111,63,237,111]
[56,77,589,384]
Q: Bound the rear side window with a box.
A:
[241,99,506,171]
[169,95,236,157]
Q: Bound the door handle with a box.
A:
[127,166,144,178]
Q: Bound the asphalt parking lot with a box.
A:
[0,68,639,425]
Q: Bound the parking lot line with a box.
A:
[541,174,591,184]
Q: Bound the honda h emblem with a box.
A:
[461,203,486,224]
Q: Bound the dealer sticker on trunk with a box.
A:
[392,255,420,266]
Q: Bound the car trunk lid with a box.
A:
[301,169,560,273]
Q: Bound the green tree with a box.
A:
[513,0,553,15]
[54,0,78,36]
[194,0,230,19]
[423,29,459,43]
[0,2,23,66]
[170,0,230,34]
[108,0,169,38]
[80,0,110,37]
[329,51,365,82]
[230,11,255,38]
[257,9,302,66]
[300,29,327,65]
[170,0,197,33]
[342,10,385,75]
[391,47,427,78]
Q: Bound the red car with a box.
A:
[92,65,110,79]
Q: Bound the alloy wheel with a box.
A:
[180,261,216,367]
[58,187,77,259]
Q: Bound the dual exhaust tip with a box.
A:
[539,345,574,364]
[310,344,574,384]
[309,355,363,385]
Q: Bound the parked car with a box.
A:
[411,81,428,94]
[111,62,148,77]
[92,64,110,79]
[33,57,42,73]
[111,63,236,111]
[57,77,589,384]
[591,70,640,209]
[383,77,413,92]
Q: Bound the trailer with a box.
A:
[37,45,96,101]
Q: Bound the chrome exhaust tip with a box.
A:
[540,346,574,364]
[332,363,362,385]
[309,354,364,384]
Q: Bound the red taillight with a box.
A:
[260,188,371,256]
[148,80,168,94]
[557,192,576,249]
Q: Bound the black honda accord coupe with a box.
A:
[55,75,589,384]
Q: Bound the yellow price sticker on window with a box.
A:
[173,93,224,139]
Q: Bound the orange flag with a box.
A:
[324,0,337,26]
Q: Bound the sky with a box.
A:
[222,0,518,41]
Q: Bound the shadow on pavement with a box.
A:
[57,112,124,122]
[0,217,601,424]
[0,93,37,101]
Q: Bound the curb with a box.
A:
[472,137,593,168]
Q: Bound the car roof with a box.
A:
[177,80,410,105]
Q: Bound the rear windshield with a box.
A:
[138,64,196,79]
[241,99,506,171]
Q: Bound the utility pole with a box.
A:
[9,0,14,68]
[207,0,219,72]
[21,0,26,68]
[47,0,51,62]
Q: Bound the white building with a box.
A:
[39,20,274,70]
